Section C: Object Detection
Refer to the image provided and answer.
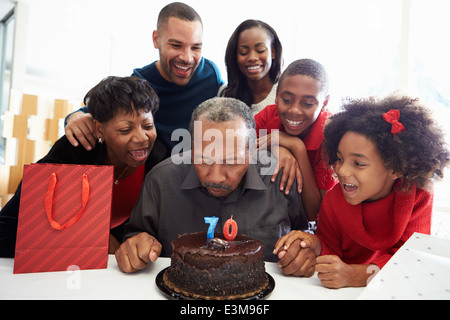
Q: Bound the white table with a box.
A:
[358,233,450,300]
[0,256,363,300]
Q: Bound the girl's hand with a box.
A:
[273,230,320,256]
[316,255,351,289]
[276,239,316,277]
[316,256,377,289]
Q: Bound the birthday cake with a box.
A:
[163,232,268,300]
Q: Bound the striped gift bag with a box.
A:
[13,163,114,274]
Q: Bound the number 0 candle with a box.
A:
[223,215,238,240]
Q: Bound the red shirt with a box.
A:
[316,182,433,268]
[110,164,145,228]
[254,104,336,191]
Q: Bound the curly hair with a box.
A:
[323,94,450,191]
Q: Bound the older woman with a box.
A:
[0,76,163,257]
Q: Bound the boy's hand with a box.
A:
[257,133,303,194]
[271,146,302,194]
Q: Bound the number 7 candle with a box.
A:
[204,216,219,239]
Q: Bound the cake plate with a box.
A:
[156,267,275,300]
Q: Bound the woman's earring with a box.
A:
[98,137,103,144]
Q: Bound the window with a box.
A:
[0,8,14,165]
[409,0,450,237]
[283,0,403,112]
[409,0,450,120]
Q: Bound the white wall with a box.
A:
[12,0,424,108]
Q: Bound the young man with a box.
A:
[65,2,224,160]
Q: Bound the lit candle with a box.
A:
[204,216,219,239]
[223,215,238,240]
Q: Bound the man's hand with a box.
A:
[115,232,162,273]
[273,231,321,276]
[109,234,121,254]
[276,239,316,277]
[65,111,97,150]
[273,230,321,256]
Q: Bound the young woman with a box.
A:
[219,19,283,114]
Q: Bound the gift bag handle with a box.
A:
[45,173,90,230]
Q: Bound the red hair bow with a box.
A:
[382,109,405,136]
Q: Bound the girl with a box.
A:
[219,19,283,114]
[274,94,450,287]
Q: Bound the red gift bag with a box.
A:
[13,163,114,274]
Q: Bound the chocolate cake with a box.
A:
[163,232,268,300]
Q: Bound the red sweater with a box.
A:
[111,164,145,228]
[316,182,433,268]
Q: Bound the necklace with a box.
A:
[114,166,129,185]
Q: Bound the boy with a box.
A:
[255,59,336,223]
